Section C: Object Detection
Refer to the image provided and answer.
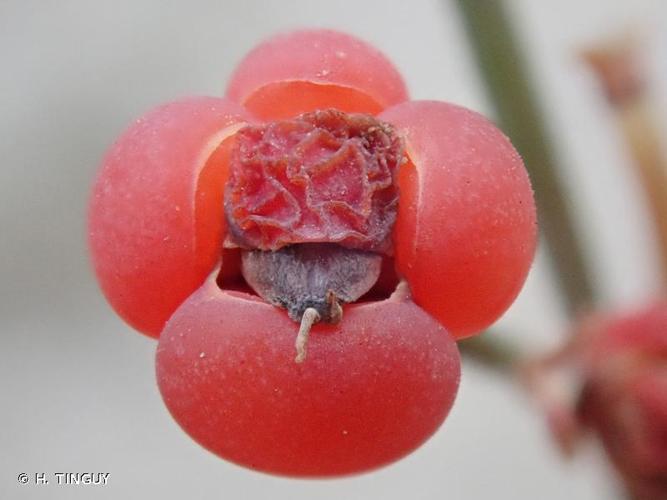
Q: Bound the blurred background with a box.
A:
[2,0,666,498]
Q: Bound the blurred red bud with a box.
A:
[523,302,667,499]
[576,302,667,499]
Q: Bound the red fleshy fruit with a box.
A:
[86,28,538,478]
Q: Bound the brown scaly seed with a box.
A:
[224,109,404,362]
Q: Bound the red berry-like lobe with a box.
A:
[224,109,403,253]
[156,278,461,477]
[88,97,252,336]
[225,29,409,119]
[380,100,537,338]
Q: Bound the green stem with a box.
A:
[459,333,521,373]
[454,0,597,313]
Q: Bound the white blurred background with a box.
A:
[2,1,666,498]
